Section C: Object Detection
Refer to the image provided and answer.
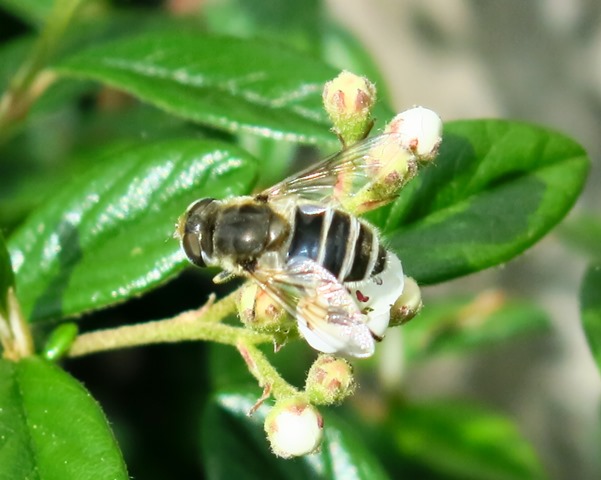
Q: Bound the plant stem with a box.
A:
[0,288,34,361]
[0,0,82,142]
[237,341,298,400]
[68,290,271,358]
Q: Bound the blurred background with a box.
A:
[326,1,601,478]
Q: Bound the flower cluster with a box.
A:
[244,71,440,458]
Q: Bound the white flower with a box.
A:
[349,252,405,339]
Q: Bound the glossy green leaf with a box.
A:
[8,139,258,323]
[403,294,550,362]
[390,401,546,480]
[0,0,54,26]
[0,232,14,317]
[204,0,391,105]
[201,388,389,480]
[317,413,390,480]
[382,120,589,284]
[55,32,393,147]
[581,264,601,372]
[0,356,127,479]
[1,99,202,233]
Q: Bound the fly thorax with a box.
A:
[214,203,274,261]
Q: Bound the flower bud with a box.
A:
[385,106,443,161]
[389,276,422,327]
[42,323,79,361]
[323,71,376,145]
[264,398,324,458]
[238,282,292,335]
[305,354,355,405]
[341,137,416,215]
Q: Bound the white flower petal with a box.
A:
[349,252,405,338]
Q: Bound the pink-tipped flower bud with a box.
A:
[389,276,423,327]
[305,354,355,405]
[323,71,376,145]
[385,106,443,161]
[264,398,324,458]
[238,283,292,336]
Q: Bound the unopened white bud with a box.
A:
[385,107,442,161]
[264,398,324,458]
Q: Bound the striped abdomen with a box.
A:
[286,204,387,283]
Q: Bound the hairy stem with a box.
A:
[237,341,298,400]
[68,289,271,357]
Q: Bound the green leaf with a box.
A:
[203,0,323,56]
[382,120,589,284]
[54,32,392,147]
[390,401,546,480]
[0,356,128,479]
[8,139,258,323]
[318,414,390,480]
[403,293,550,362]
[0,0,54,26]
[203,1,392,106]
[581,264,601,372]
[202,388,389,480]
[0,232,14,317]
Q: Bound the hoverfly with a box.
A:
[177,134,409,358]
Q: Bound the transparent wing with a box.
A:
[259,133,410,211]
[248,257,376,357]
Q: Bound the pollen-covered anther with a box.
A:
[264,398,324,458]
[305,354,355,405]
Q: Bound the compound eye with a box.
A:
[185,198,216,233]
[181,232,206,267]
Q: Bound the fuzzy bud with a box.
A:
[384,106,443,161]
[264,398,324,458]
[238,282,291,336]
[323,71,376,145]
[389,276,422,327]
[305,354,355,405]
